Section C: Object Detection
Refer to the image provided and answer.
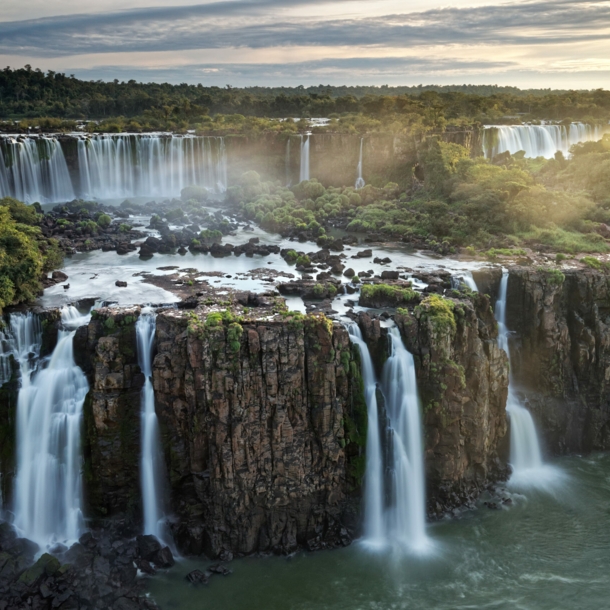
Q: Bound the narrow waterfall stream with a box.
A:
[348,322,429,552]
[494,273,559,487]
[136,309,169,542]
[347,323,384,546]
[285,138,291,186]
[300,135,310,182]
[355,138,365,189]
[382,327,429,552]
[13,306,90,549]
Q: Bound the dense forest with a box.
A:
[1,66,610,134]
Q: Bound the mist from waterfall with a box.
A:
[0,137,75,204]
[355,138,365,189]
[483,123,607,159]
[300,135,310,182]
[494,273,561,488]
[136,309,169,542]
[348,322,429,553]
[12,306,90,549]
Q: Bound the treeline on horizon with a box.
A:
[1,65,610,135]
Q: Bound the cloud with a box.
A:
[1,0,609,56]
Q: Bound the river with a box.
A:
[148,454,609,610]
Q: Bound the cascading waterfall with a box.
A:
[348,320,429,552]
[0,136,75,204]
[382,327,428,551]
[285,138,291,187]
[355,138,365,189]
[13,306,90,549]
[494,273,554,487]
[300,135,310,182]
[483,123,607,159]
[452,272,478,292]
[136,309,168,541]
[77,134,227,199]
[347,323,384,546]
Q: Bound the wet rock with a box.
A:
[343,268,355,278]
[354,249,372,258]
[185,569,208,585]
[381,271,399,280]
[63,284,70,290]
[136,536,161,563]
[207,563,232,576]
[115,281,128,288]
[51,270,68,282]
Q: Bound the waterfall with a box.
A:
[13,306,90,549]
[299,135,310,182]
[495,273,552,486]
[285,138,291,187]
[136,309,168,541]
[77,134,227,199]
[382,327,428,551]
[355,138,365,189]
[0,137,75,204]
[483,123,607,159]
[347,323,384,547]
[452,272,478,292]
[348,321,429,552]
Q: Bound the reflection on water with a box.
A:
[148,454,610,610]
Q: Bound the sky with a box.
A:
[1,0,609,88]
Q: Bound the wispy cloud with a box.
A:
[1,0,609,56]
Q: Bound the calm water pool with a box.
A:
[147,454,610,610]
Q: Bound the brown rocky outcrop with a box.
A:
[152,310,359,556]
[506,267,610,453]
[404,294,509,513]
[76,307,144,519]
[79,306,365,557]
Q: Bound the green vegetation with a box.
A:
[96,213,112,228]
[0,197,63,311]
[3,67,610,134]
[581,256,603,269]
[360,283,419,307]
[229,134,610,254]
[416,295,457,334]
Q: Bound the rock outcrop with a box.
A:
[153,310,359,556]
[506,267,610,453]
[79,306,364,557]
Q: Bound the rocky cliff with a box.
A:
[79,305,365,557]
[506,267,610,454]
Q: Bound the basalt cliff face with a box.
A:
[79,307,364,557]
[5,266,610,558]
[506,268,610,454]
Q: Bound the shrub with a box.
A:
[181,185,208,202]
[97,213,112,228]
[581,256,602,269]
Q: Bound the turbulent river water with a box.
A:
[147,454,610,610]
